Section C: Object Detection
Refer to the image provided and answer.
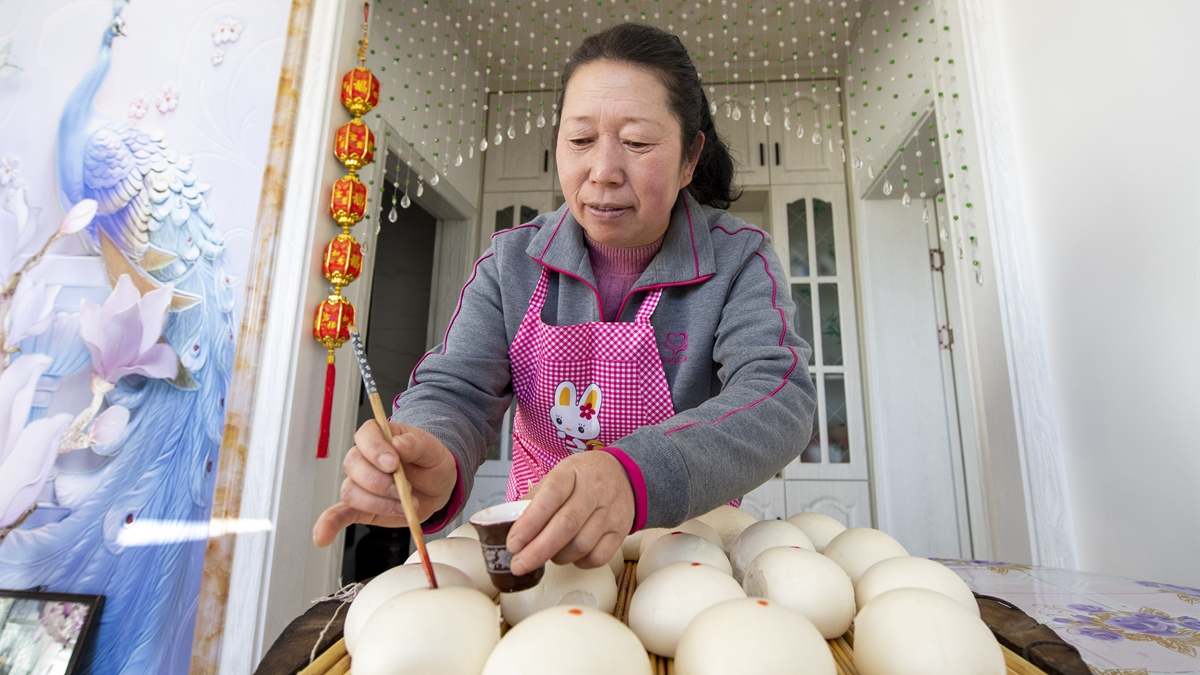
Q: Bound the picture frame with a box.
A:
[0,590,104,675]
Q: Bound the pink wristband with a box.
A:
[596,446,648,534]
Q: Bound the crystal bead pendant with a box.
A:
[524,120,531,135]
[480,137,488,152]
[494,132,503,146]
[732,104,742,121]
[750,108,756,124]
[902,191,912,207]
[883,179,893,196]
[507,124,516,139]
[710,101,718,116]
[763,111,772,126]
[388,204,398,223]
[429,173,439,186]
[868,165,876,180]
[537,113,546,128]
[923,207,930,223]
[812,130,822,145]
[455,153,464,167]
[853,154,864,169]
[416,181,424,197]
[400,193,411,208]
[796,124,805,139]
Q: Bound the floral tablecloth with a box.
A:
[936,559,1200,675]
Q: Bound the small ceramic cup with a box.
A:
[468,500,545,593]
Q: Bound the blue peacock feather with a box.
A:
[0,2,235,673]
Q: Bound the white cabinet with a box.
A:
[769,184,867,483]
[765,82,846,185]
[783,480,872,528]
[708,84,772,188]
[483,93,556,193]
[478,191,556,254]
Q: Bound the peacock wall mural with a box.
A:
[0,0,290,672]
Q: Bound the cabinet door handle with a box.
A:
[544,150,549,173]
[775,143,780,166]
[759,143,765,166]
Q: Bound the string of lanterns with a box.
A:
[314,4,378,459]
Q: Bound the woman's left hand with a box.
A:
[505,450,634,575]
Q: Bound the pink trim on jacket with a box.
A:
[539,209,572,258]
[598,446,649,533]
[683,197,701,277]
[710,251,797,423]
[534,260,608,320]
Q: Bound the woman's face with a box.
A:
[556,60,701,248]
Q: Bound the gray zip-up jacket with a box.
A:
[394,191,816,531]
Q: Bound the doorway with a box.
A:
[852,111,979,558]
[339,181,439,583]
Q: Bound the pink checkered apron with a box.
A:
[505,268,676,501]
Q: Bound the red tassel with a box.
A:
[317,351,335,458]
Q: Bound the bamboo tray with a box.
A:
[302,561,1049,675]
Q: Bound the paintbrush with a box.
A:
[347,325,438,589]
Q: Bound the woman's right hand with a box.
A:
[312,420,459,547]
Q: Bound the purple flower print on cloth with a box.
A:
[1107,613,1185,637]
[1068,604,1106,614]
[1077,628,1124,642]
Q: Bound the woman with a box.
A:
[313,23,815,577]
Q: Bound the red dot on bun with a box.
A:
[691,562,702,566]
[568,609,583,615]
[757,600,769,606]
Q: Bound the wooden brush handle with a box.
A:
[366,392,438,589]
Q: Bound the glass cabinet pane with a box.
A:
[495,205,514,232]
[818,283,843,365]
[791,284,815,365]
[801,374,822,463]
[814,198,837,275]
[520,205,539,224]
[787,198,810,277]
[825,374,849,463]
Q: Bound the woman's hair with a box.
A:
[555,23,740,209]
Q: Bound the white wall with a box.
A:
[992,0,1200,588]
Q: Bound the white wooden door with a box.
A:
[708,84,772,187]
[478,192,555,256]
[852,195,970,557]
[483,92,555,194]
[765,81,845,186]
[768,184,870,527]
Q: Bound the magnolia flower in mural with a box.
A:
[0,354,72,532]
[0,155,18,187]
[155,84,180,114]
[78,274,177,385]
[211,49,225,66]
[211,16,244,45]
[5,278,61,351]
[128,95,149,120]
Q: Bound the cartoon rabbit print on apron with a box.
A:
[550,382,605,453]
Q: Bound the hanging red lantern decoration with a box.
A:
[314,3,377,459]
[341,67,380,117]
[323,232,363,288]
[330,174,368,227]
[334,118,375,171]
